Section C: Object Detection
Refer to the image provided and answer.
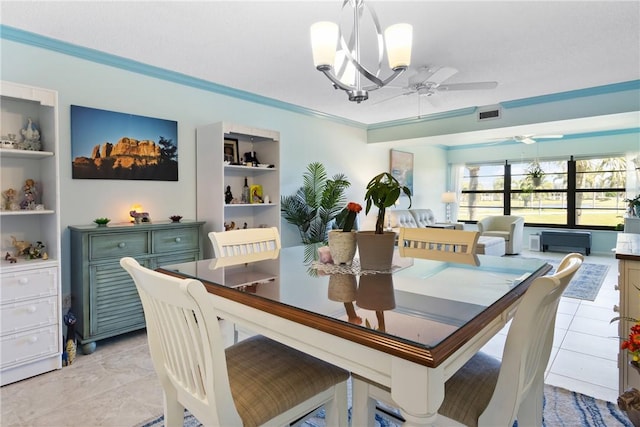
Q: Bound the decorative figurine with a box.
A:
[225,185,233,204]
[224,221,236,231]
[11,236,31,256]
[18,117,41,151]
[20,179,38,210]
[4,252,17,263]
[63,310,77,366]
[28,241,45,259]
[2,188,18,211]
[130,210,151,224]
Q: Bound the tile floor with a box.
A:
[0,249,621,426]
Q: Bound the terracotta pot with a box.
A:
[356,231,396,271]
[328,230,357,265]
[327,274,357,302]
[356,274,395,310]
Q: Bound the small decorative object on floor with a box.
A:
[169,215,182,223]
[63,310,77,366]
[618,387,640,427]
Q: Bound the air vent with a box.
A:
[478,107,501,121]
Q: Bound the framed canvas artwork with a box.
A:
[390,149,413,195]
[71,105,178,180]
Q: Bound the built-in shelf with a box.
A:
[225,165,277,171]
[0,210,55,216]
[0,149,54,160]
[224,203,277,208]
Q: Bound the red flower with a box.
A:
[347,202,362,213]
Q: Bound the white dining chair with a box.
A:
[398,227,480,264]
[208,227,281,263]
[120,257,349,427]
[352,252,584,427]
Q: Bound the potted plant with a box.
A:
[328,202,362,265]
[280,162,350,245]
[357,172,412,270]
[626,195,640,217]
[527,162,545,187]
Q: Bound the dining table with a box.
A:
[157,246,550,426]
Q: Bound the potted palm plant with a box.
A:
[357,172,412,270]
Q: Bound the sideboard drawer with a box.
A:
[0,268,57,304]
[153,227,200,253]
[1,325,59,369]
[1,297,57,336]
[90,232,149,260]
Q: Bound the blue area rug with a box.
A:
[519,257,609,301]
[137,384,632,427]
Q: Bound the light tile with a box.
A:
[568,315,619,338]
[549,348,618,390]
[561,330,619,361]
[557,298,580,316]
[545,373,619,403]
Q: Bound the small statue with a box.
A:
[224,221,236,231]
[28,241,45,259]
[63,311,77,366]
[18,118,41,151]
[11,236,31,256]
[4,252,17,263]
[20,179,38,210]
[130,210,151,224]
[2,188,17,211]
[225,185,233,204]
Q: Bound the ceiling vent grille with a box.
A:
[477,106,501,121]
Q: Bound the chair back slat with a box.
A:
[120,257,241,426]
[398,227,480,263]
[209,227,281,263]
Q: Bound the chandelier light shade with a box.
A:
[310,0,413,103]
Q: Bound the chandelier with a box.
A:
[310,0,413,103]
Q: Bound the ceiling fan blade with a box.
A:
[534,134,564,139]
[437,81,498,91]
[371,91,413,106]
[427,66,458,84]
[521,137,537,144]
[408,66,436,86]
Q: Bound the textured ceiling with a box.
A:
[1,1,639,142]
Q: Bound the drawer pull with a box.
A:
[174,237,181,243]
[18,277,28,285]
[118,242,126,248]
[28,336,38,344]
[27,306,37,313]
[614,304,620,313]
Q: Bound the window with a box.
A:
[459,156,627,228]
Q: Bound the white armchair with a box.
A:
[477,215,524,254]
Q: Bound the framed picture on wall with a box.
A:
[390,149,414,195]
[224,138,239,164]
[70,105,178,181]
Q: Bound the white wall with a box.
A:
[0,39,449,299]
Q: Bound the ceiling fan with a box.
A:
[511,134,564,144]
[374,65,498,105]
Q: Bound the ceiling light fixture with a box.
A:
[310,0,412,103]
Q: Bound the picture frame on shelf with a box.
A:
[250,184,263,204]
[224,138,239,164]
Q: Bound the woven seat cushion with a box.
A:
[226,335,349,427]
[438,352,501,427]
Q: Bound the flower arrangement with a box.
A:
[622,322,640,363]
[335,202,362,232]
[364,172,412,234]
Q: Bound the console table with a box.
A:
[69,220,204,353]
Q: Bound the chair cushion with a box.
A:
[438,352,500,427]
[226,335,349,427]
[482,230,511,242]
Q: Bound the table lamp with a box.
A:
[441,191,457,223]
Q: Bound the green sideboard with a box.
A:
[69,220,205,354]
